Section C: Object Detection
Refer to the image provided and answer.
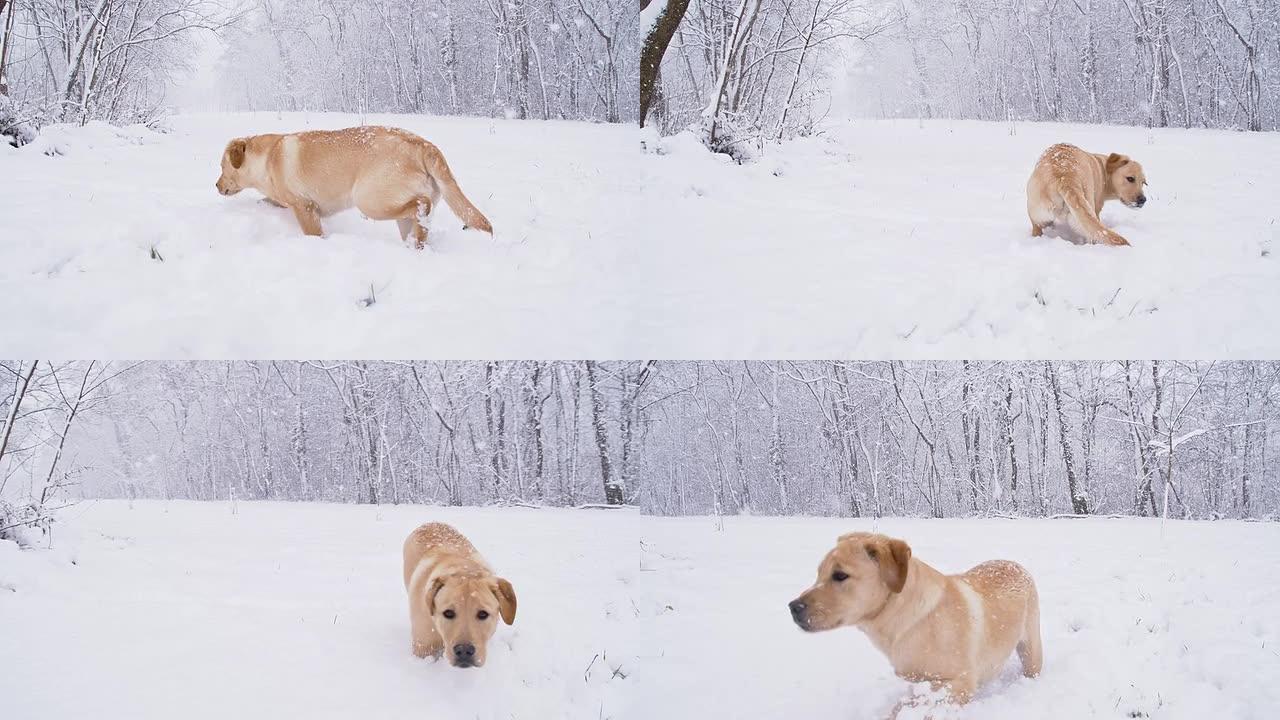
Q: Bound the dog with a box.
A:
[215,126,493,249]
[789,532,1041,711]
[1026,143,1147,246]
[403,522,517,668]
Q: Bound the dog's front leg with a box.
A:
[290,202,323,237]
[887,679,973,719]
[410,617,443,659]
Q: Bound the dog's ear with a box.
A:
[494,577,517,625]
[426,577,446,615]
[869,538,911,593]
[1105,153,1129,173]
[227,139,247,169]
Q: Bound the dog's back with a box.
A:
[403,522,480,590]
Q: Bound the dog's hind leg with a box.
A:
[1016,588,1043,678]
[394,197,432,250]
[359,193,432,250]
[1061,187,1128,246]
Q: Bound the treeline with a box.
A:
[640,361,1279,519]
[5,361,1277,524]
[0,0,636,138]
[642,0,1280,159]
[66,361,655,508]
[0,0,228,129]
[218,0,638,122]
[642,0,896,156]
[852,0,1280,131]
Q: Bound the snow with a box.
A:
[637,119,1280,357]
[640,0,666,37]
[0,113,635,357]
[4,501,1277,718]
[4,114,1277,356]
[0,501,640,719]
[633,514,1280,719]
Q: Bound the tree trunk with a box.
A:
[585,362,623,505]
[639,0,691,127]
[0,360,37,495]
[1044,362,1089,514]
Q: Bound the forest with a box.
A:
[0,0,637,138]
[3,361,1276,538]
[643,0,1280,155]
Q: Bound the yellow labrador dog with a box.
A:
[215,126,493,249]
[1026,143,1147,246]
[789,532,1041,712]
[403,523,517,668]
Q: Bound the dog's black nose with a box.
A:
[789,599,806,618]
[453,643,476,659]
[1136,195,1147,206]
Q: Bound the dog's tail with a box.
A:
[1060,184,1128,246]
[419,142,493,234]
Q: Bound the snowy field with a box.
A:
[4,115,1278,357]
[0,113,636,357]
[634,514,1280,719]
[638,119,1280,357]
[0,501,640,719]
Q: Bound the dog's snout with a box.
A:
[1136,195,1147,207]
[453,643,476,659]
[789,599,806,618]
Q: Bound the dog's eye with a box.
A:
[832,571,850,582]
[1126,176,1135,183]
[477,610,490,620]
[442,609,455,619]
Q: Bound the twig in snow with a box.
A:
[1103,287,1121,308]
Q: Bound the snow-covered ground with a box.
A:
[638,120,1280,357]
[7,115,1278,357]
[634,514,1280,719]
[0,501,640,719]
[0,113,635,357]
[4,502,1277,718]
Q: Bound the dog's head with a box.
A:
[427,574,517,668]
[215,138,249,196]
[788,532,911,632]
[1105,153,1148,208]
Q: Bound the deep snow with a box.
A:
[0,501,640,719]
[3,502,1277,718]
[637,119,1280,357]
[6,115,1279,357]
[0,113,636,357]
[634,514,1280,719]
